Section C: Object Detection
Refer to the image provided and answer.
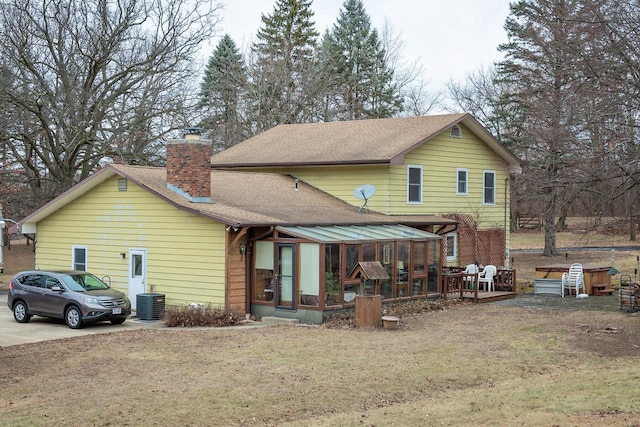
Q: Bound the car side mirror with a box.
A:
[51,286,64,292]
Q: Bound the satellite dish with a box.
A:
[354,184,376,212]
[354,184,376,200]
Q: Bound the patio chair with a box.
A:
[463,264,479,290]
[561,263,585,297]
[478,265,497,292]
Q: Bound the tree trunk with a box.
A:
[543,188,558,257]
[555,213,568,232]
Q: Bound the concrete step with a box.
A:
[261,316,300,326]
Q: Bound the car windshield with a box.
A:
[60,273,110,292]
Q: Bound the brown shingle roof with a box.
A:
[210,113,520,168]
[112,165,455,228]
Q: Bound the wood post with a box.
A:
[355,295,382,328]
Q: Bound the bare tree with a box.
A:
[447,66,523,144]
[0,0,221,203]
[498,0,611,256]
[380,20,442,116]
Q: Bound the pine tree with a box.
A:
[319,0,402,120]
[249,0,319,132]
[200,34,247,152]
[497,0,607,256]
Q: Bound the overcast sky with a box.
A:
[214,0,513,94]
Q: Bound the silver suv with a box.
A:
[7,270,131,329]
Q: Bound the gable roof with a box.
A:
[211,113,521,170]
[20,164,455,233]
[347,261,390,281]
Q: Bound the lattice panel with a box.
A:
[442,213,506,267]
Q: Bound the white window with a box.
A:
[407,165,422,204]
[483,171,496,205]
[446,233,457,261]
[457,168,468,195]
[450,125,462,138]
[72,245,87,271]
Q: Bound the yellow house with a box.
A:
[18,114,520,324]
[212,113,522,268]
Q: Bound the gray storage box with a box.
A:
[534,279,563,296]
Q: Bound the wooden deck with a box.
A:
[459,290,517,303]
[442,268,517,303]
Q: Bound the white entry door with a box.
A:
[128,249,147,309]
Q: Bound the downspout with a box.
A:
[505,177,509,267]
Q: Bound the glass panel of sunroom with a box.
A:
[276,225,440,243]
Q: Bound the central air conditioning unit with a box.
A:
[136,293,165,320]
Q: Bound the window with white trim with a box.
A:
[72,245,87,271]
[445,233,457,261]
[457,168,468,195]
[407,165,423,204]
[483,171,496,205]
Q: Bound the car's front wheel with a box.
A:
[65,306,83,329]
[13,301,31,323]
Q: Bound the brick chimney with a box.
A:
[166,127,211,203]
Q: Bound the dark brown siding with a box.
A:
[226,233,247,314]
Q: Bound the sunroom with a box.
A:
[250,224,442,324]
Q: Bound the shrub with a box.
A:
[163,304,242,327]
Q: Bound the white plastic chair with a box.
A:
[478,265,497,292]
[561,263,585,298]
[463,264,479,290]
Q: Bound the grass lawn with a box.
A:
[1,233,640,425]
[1,305,639,426]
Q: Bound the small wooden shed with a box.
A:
[348,261,390,293]
[348,261,389,328]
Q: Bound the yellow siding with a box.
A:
[387,124,511,230]
[35,175,226,307]
[255,166,394,214]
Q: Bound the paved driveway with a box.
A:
[0,292,164,347]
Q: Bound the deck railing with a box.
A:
[495,268,517,292]
[442,271,479,302]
